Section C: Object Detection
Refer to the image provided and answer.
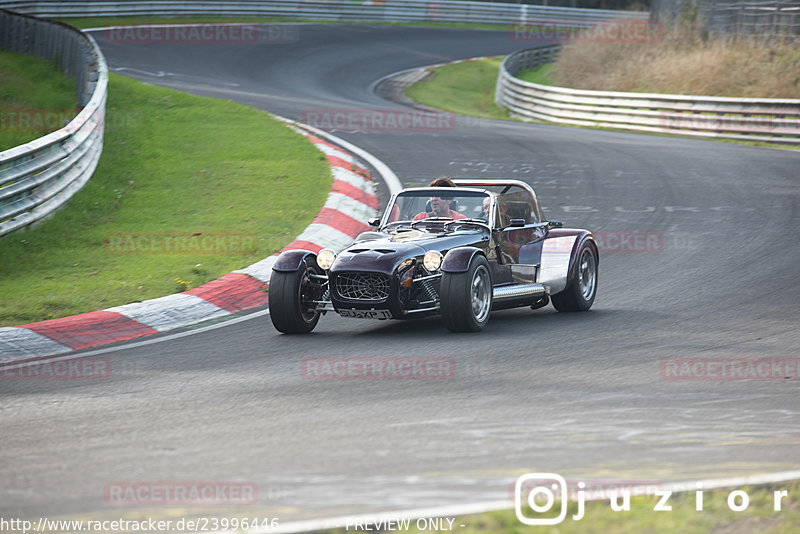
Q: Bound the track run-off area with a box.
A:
[1,23,799,524]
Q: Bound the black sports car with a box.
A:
[269,179,598,333]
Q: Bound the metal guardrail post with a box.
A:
[0,1,653,237]
[495,45,800,144]
[0,0,650,25]
[0,9,108,237]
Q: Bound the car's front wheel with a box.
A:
[268,261,322,334]
[551,240,598,312]
[441,255,493,332]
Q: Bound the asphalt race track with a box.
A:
[2,24,799,523]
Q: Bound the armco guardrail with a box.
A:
[0,1,646,238]
[0,0,648,25]
[0,9,107,237]
[495,45,800,144]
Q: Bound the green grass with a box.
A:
[59,15,510,31]
[0,73,331,326]
[405,57,799,149]
[0,49,77,151]
[516,63,554,86]
[316,481,800,534]
[405,57,509,120]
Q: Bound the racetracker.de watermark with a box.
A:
[510,19,663,43]
[661,358,800,381]
[104,482,258,506]
[536,231,663,254]
[1,107,133,135]
[594,231,662,254]
[0,357,111,380]
[660,114,800,133]
[1,108,77,132]
[103,24,299,44]
[105,233,258,255]
[300,108,456,133]
[302,357,455,380]
[512,476,665,503]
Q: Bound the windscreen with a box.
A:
[384,189,491,224]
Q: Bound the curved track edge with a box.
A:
[0,121,392,363]
[267,470,800,534]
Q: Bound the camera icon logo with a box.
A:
[514,473,568,525]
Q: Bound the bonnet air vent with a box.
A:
[346,248,397,254]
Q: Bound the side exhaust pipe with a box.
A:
[493,282,546,301]
[492,282,548,311]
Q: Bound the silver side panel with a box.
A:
[538,236,577,294]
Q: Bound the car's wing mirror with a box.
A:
[368,217,381,227]
[532,221,564,231]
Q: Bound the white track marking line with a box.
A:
[276,115,403,195]
[1,116,394,362]
[257,470,800,534]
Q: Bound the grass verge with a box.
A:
[405,58,509,121]
[0,49,77,151]
[406,57,798,149]
[550,25,800,98]
[515,63,553,86]
[0,73,331,326]
[316,481,800,534]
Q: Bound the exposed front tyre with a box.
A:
[269,261,323,334]
[551,240,598,312]
[440,255,493,332]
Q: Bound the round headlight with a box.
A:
[423,250,443,272]
[317,248,336,270]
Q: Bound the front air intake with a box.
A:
[335,272,391,301]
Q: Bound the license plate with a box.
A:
[338,309,392,319]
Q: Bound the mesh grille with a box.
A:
[335,272,390,301]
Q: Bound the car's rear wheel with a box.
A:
[441,255,492,332]
[269,261,322,334]
[551,241,598,312]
